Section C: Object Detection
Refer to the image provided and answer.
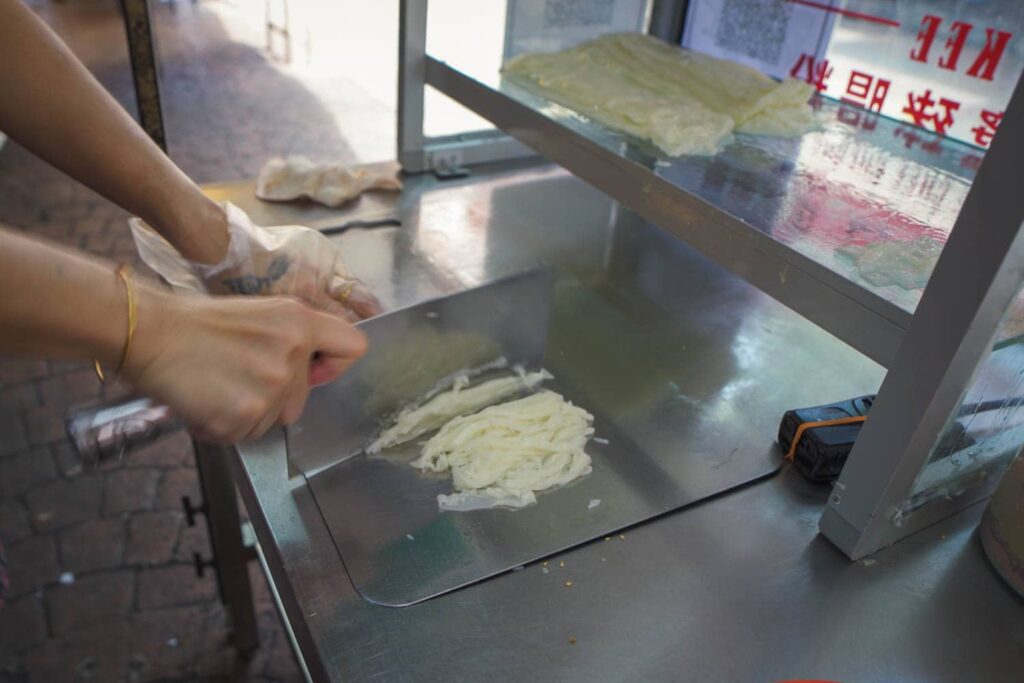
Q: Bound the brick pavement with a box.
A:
[0,0,395,679]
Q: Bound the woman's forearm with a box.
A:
[0,0,227,263]
[0,226,160,364]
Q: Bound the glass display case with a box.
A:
[398,0,1024,558]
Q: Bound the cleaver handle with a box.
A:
[66,398,181,464]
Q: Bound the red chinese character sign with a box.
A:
[684,0,1022,150]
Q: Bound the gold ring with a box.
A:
[336,281,356,305]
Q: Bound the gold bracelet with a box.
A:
[94,264,137,383]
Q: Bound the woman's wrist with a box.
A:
[151,190,229,265]
[120,280,181,383]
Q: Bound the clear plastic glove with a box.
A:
[129,202,380,321]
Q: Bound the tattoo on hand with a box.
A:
[220,256,290,295]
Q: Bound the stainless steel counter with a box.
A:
[229,162,1023,682]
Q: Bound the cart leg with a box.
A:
[120,0,168,151]
[193,440,260,655]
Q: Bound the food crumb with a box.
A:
[406,534,415,541]
[559,561,565,568]
[862,559,877,567]
[565,580,573,587]
[588,498,601,510]
[604,536,611,542]
[543,561,548,567]
[569,637,577,645]
[542,567,549,574]
[619,534,626,541]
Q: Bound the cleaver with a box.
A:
[286,268,556,477]
[65,269,554,468]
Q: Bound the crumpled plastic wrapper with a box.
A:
[256,156,403,208]
[129,201,379,320]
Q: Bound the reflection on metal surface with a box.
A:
[231,167,1022,681]
[288,171,884,607]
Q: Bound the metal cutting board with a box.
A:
[290,268,784,607]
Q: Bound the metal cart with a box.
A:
[117,0,1024,679]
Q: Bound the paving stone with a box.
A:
[0,655,28,682]
[0,499,32,544]
[22,407,68,447]
[0,382,38,410]
[124,511,181,565]
[58,518,124,574]
[51,442,84,479]
[125,604,212,681]
[0,359,48,387]
[0,407,27,458]
[0,594,48,654]
[154,467,200,510]
[102,468,160,515]
[173,520,210,564]
[0,449,56,498]
[25,602,215,682]
[5,534,60,597]
[137,564,216,610]
[35,370,103,410]
[264,629,302,682]
[127,430,193,469]
[47,570,135,637]
[25,476,104,532]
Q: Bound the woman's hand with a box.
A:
[124,287,367,443]
[131,202,383,322]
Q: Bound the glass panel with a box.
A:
[151,1,398,183]
[905,282,1024,512]
[425,0,508,137]
[504,0,649,59]
[684,0,1024,151]
[427,0,1024,318]
[432,56,977,316]
[424,0,649,137]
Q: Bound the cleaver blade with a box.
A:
[286,269,555,477]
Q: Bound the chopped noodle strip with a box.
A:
[413,391,594,510]
[367,369,550,454]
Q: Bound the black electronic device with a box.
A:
[778,394,986,483]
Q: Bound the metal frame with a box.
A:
[193,441,260,653]
[648,0,688,43]
[397,0,534,174]
[230,451,327,682]
[819,74,1024,559]
[120,0,167,151]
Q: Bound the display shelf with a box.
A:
[424,55,989,367]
